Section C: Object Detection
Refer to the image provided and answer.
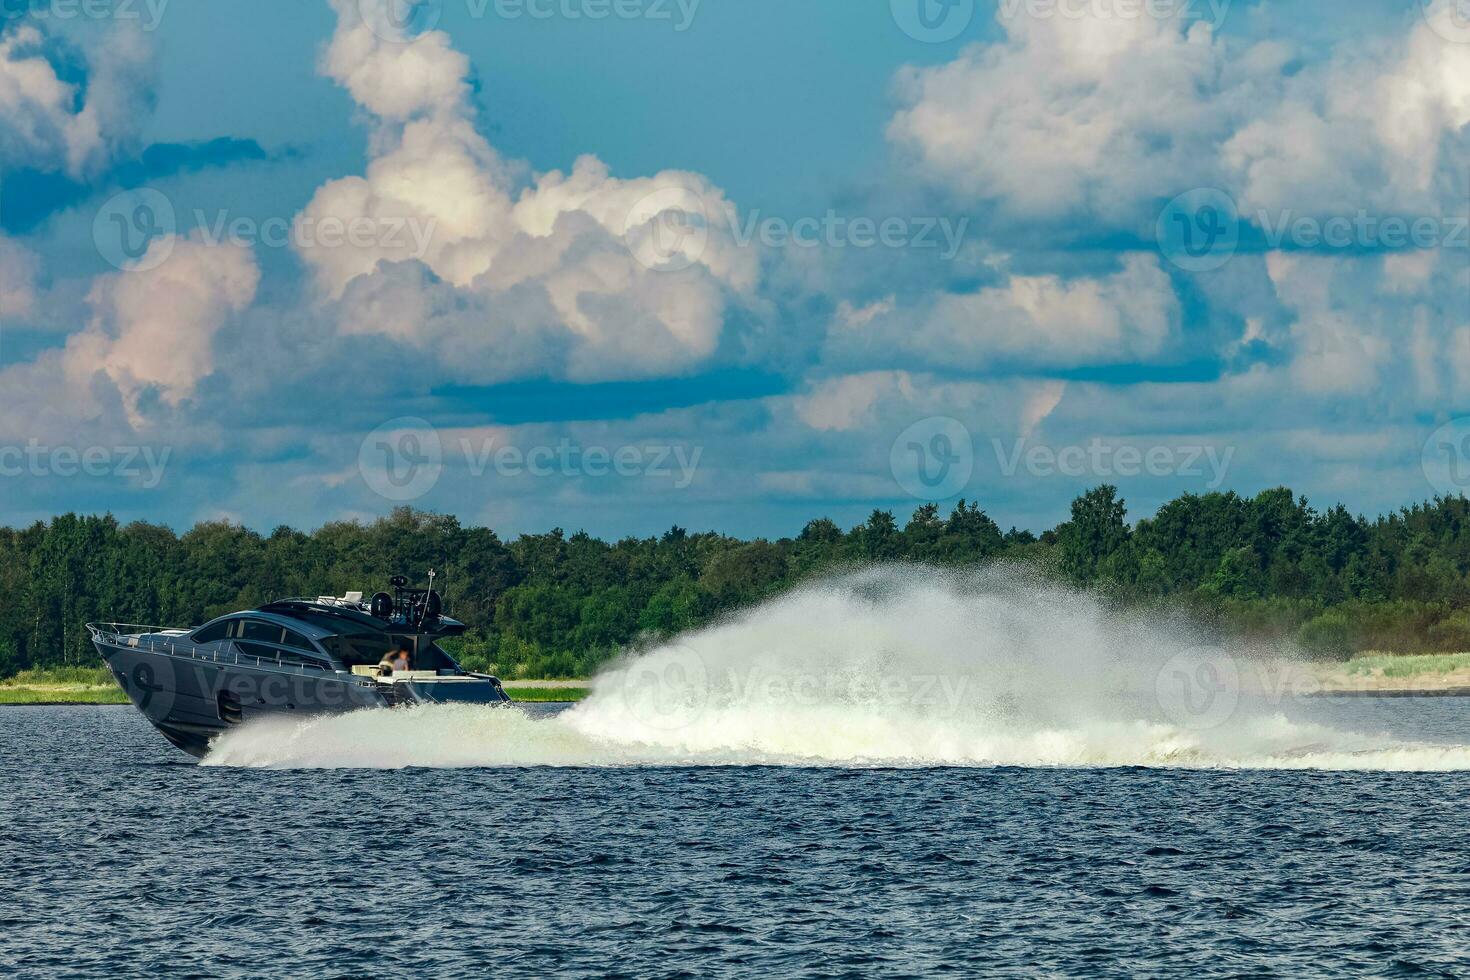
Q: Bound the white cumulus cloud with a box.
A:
[890,1,1470,222]
[0,21,153,178]
[0,234,39,318]
[826,254,1179,371]
[65,236,260,426]
[298,0,759,383]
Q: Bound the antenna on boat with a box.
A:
[419,568,437,629]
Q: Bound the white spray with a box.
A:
[206,566,1470,771]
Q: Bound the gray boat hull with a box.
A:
[95,637,508,760]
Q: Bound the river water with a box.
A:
[13,572,1470,976]
[8,698,1470,978]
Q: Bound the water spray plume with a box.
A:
[207,567,1470,771]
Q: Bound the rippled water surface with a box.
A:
[10,702,1470,978]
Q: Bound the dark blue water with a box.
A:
[8,704,1470,978]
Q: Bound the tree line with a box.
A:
[2,487,1467,679]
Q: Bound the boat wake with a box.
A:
[204,567,1470,772]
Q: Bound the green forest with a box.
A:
[3,486,1468,679]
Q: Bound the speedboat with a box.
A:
[88,575,510,758]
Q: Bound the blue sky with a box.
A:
[0,0,1466,537]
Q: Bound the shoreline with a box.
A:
[9,652,1470,706]
[0,684,591,707]
[499,679,588,689]
[0,698,591,707]
[1306,688,1470,699]
[9,684,1470,706]
[0,700,132,707]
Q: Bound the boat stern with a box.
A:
[380,672,512,708]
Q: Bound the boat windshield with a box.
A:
[321,634,457,671]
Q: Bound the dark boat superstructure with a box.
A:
[89,578,509,758]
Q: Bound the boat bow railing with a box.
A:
[87,623,181,641]
[87,622,354,681]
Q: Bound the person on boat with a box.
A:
[390,641,412,674]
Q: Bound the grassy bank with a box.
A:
[0,667,127,705]
[1312,651,1470,692]
[1344,651,1470,677]
[507,687,590,703]
[0,667,590,705]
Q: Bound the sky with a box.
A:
[0,0,1466,538]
